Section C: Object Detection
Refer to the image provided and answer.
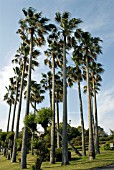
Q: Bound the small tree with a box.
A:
[36,108,52,134]
[31,139,49,170]
[24,111,50,170]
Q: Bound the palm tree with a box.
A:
[80,31,102,160]
[4,86,15,133]
[30,80,45,112]
[71,42,87,156]
[10,67,21,132]
[11,43,29,162]
[18,7,50,168]
[44,27,63,163]
[55,73,63,149]
[69,64,86,157]
[90,62,104,154]
[55,12,82,165]
[11,42,40,162]
[3,85,15,157]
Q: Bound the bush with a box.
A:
[43,148,71,162]
[55,148,71,162]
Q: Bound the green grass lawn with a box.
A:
[0,150,114,170]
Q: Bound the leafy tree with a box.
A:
[36,107,52,134]
[24,113,37,132]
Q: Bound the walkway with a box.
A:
[93,164,114,169]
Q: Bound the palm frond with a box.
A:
[55,12,61,23]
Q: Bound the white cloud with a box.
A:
[97,87,114,133]
[82,17,106,33]
[98,87,114,115]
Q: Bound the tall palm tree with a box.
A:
[55,11,82,165]
[11,43,29,162]
[44,27,63,163]
[12,42,40,162]
[4,86,15,133]
[80,31,102,160]
[55,73,63,149]
[90,62,104,154]
[69,64,86,156]
[11,67,21,132]
[48,52,56,164]
[18,7,50,168]
[3,85,15,158]
[72,43,86,156]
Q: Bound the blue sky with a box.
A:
[0,0,114,134]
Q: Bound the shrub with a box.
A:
[55,148,71,162]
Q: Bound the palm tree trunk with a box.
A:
[11,80,19,132]
[55,127,82,156]
[12,58,26,162]
[49,81,52,109]
[50,54,55,164]
[91,95,95,137]
[77,81,86,156]
[93,81,100,154]
[7,103,12,132]
[62,31,69,165]
[31,131,34,155]
[34,101,36,114]
[6,103,12,159]
[21,28,34,169]
[86,56,95,160]
[56,92,60,148]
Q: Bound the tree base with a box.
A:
[61,161,69,166]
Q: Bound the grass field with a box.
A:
[0,150,114,170]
